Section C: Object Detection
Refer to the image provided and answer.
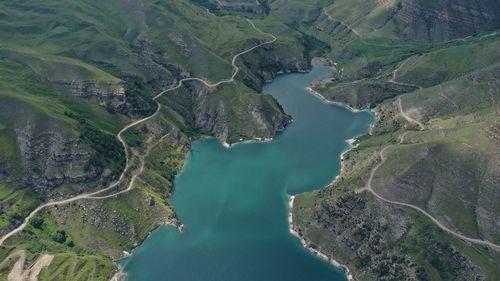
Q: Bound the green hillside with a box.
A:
[281,0,500,280]
[0,0,498,280]
[0,0,320,279]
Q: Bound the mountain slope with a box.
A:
[0,0,498,280]
[0,0,318,278]
[279,0,500,280]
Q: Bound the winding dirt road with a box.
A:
[389,56,424,90]
[397,96,425,130]
[324,3,500,251]
[362,133,500,251]
[0,19,277,247]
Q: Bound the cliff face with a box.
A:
[162,82,292,144]
[319,0,500,44]
[0,96,108,195]
[15,126,100,191]
[216,0,268,14]
[195,93,291,144]
[240,43,311,92]
[53,81,125,99]
[392,0,500,42]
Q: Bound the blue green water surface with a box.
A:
[122,67,374,281]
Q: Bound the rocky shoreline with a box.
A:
[286,137,361,281]
[287,61,367,280]
[110,59,360,281]
[288,195,355,281]
[306,86,361,113]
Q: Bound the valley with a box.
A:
[0,0,499,280]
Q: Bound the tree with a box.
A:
[51,230,67,243]
[31,216,44,229]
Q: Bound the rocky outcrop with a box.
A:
[53,81,125,99]
[14,125,102,192]
[393,0,500,41]
[216,0,268,14]
[193,84,291,143]
[241,43,310,90]
[295,190,484,281]
[167,33,192,57]
[162,81,291,144]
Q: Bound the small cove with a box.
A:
[121,67,374,281]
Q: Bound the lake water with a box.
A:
[121,67,374,281]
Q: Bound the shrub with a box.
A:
[51,230,67,243]
[31,216,44,229]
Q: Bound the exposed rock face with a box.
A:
[318,0,500,44]
[192,84,291,143]
[394,0,500,39]
[162,82,291,144]
[217,0,268,14]
[167,33,192,57]
[0,96,106,196]
[53,81,125,99]
[53,80,128,112]
[15,125,101,191]
[241,43,310,89]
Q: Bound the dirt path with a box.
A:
[0,19,277,247]
[361,133,500,251]
[0,250,25,269]
[439,85,459,110]
[0,250,53,281]
[389,56,423,90]
[397,96,425,130]
[1,250,25,281]
[27,254,54,281]
[322,8,362,39]
[6,251,25,281]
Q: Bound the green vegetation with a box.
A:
[282,0,500,280]
[0,0,498,280]
[0,184,40,231]
[38,253,115,281]
[0,0,318,279]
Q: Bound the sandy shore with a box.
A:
[288,195,355,281]
[222,137,274,149]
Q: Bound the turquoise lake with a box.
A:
[121,67,374,281]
